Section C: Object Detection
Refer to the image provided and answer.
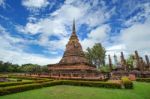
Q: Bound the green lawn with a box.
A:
[0,82,150,99]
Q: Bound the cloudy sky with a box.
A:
[0,0,150,65]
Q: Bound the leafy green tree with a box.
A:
[21,64,36,75]
[20,64,45,75]
[0,61,4,72]
[34,65,42,75]
[41,66,49,73]
[126,54,134,70]
[0,61,49,73]
[85,43,106,68]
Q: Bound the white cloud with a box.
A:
[51,4,85,21]
[17,18,68,36]
[106,44,126,52]
[22,0,49,10]
[0,0,4,5]
[105,2,150,60]
[120,19,150,51]
[88,25,109,40]
[0,48,61,65]
[17,0,112,52]
[125,2,150,26]
[81,24,110,50]
[19,0,111,35]
[0,25,25,50]
[1,0,150,65]
[0,0,5,7]
[38,35,69,51]
[106,44,127,62]
[106,18,150,62]
[105,19,150,61]
[0,25,60,65]
[16,23,41,35]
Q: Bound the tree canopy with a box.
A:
[85,43,106,68]
[0,61,49,74]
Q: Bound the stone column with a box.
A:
[135,50,140,69]
[114,54,118,67]
[145,55,150,71]
[108,55,112,72]
[140,57,145,72]
[132,56,137,69]
[120,52,127,71]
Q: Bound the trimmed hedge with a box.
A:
[0,81,33,87]
[0,79,52,87]
[59,80,121,89]
[0,80,122,96]
[8,76,47,80]
[136,78,150,83]
[0,83,42,95]
[55,78,108,81]
[0,80,133,96]
[0,81,62,96]
[121,77,133,89]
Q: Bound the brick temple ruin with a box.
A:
[109,51,150,79]
[47,21,103,80]
[47,21,150,80]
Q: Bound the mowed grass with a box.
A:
[0,82,150,99]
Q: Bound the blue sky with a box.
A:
[0,0,150,65]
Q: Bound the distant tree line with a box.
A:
[0,61,49,74]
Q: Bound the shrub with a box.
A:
[136,78,150,82]
[0,81,59,96]
[0,79,52,87]
[0,81,33,87]
[34,79,53,83]
[55,80,121,89]
[121,76,133,89]
[17,79,22,82]
[0,83,42,95]
[0,80,129,96]
[8,76,45,80]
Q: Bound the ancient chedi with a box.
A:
[48,21,102,79]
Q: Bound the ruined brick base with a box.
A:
[48,63,104,80]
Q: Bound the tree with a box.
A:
[0,61,48,73]
[126,54,134,70]
[85,43,106,68]
[21,64,37,75]
[41,66,49,73]
[34,65,42,76]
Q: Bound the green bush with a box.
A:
[59,80,121,89]
[0,79,53,87]
[17,79,22,82]
[8,76,46,80]
[0,81,60,96]
[136,78,150,82]
[0,80,128,96]
[33,79,53,83]
[121,77,133,89]
[0,83,42,95]
[0,81,33,87]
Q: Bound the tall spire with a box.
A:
[72,19,76,33]
[70,19,78,40]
